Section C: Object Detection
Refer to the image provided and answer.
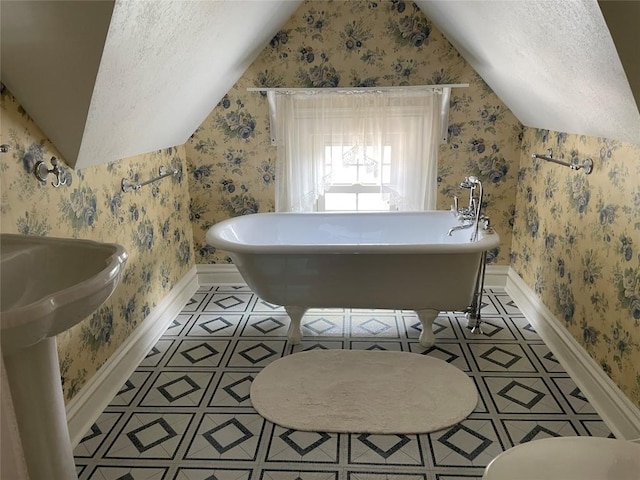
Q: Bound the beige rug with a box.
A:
[250,350,478,434]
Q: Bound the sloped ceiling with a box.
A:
[1,0,638,171]
[1,0,301,169]
[1,1,114,168]
[415,0,639,145]
[598,0,640,111]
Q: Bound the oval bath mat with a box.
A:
[250,349,477,434]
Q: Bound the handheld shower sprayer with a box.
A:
[459,176,480,189]
[458,176,479,213]
[450,175,486,241]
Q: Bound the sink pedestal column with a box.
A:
[4,337,78,480]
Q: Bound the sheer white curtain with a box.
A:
[271,89,442,212]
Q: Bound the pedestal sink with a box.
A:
[0,234,127,480]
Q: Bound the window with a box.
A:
[319,144,393,211]
[268,88,444,212]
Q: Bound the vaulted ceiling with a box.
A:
[1,0,637,169]
[415,0,639,144]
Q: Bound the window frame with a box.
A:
[316,139,397,212]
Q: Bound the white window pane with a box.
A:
[383,145,392,163]
[382,165,391,184]
[324,143,392,187]
[325,193,357,211]
[358,164,379,184]
[358,193,390,211]
[332,165,357,184]
[364,145,380,160]
[327,147,346,173]
[326,145,345,160]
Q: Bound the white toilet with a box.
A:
[483,436,640,480]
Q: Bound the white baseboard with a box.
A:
[484,265,509,288]
[66,265,199,447]
[197,263,509,288]
[505,268,640,440]
[197,263,244,285]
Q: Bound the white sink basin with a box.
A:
[1,233,127,355]
[483,436,640,480]
[0,233,127,480]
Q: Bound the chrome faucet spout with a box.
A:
[448,223,473,236]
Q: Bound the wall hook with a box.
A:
[34,156,72,187]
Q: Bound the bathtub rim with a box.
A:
[206,211,500,255]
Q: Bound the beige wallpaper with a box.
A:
[186,0,523,266]
[513,127,640,407]
[0,86,195,403]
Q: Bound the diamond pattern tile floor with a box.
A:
[74,287,613,480]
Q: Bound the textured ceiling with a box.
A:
[415,0,639,144]
[1,0,301,169]
[77,0,302,169]
[1,0,637,170]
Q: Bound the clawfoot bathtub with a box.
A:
[206,211,499,347]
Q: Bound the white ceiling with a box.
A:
[1,0,301,169]
[1,1,114,167]
[416,0,639,145]
[78,0,302,169]
[1,0,638,170]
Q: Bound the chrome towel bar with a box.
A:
[531,148,593,174]
[121,166,178,193]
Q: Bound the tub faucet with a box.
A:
[449,175,486,241]
[447,222,474,236]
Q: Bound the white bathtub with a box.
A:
[206,211,500,346]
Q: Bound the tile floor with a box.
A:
[74,285,613,480]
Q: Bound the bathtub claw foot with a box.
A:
[465,312,484,335]
[415,309,439,348]
[470,324,484,335]
[285,306,308,345]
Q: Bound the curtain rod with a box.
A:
[247,83,469,94]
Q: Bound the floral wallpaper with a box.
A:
[512,127,640,407]
[3,0,634,414]
[186,0,523,266]
[0,85,195,403]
